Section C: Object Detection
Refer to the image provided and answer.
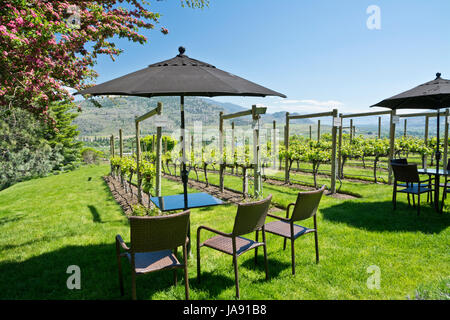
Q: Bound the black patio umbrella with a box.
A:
[371,72,450,209]
[76,47,286,208]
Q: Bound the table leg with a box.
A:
[434,174,440,211]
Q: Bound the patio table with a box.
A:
[417,168,449,212]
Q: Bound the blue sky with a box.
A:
[89,0,450,115]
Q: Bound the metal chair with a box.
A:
[264,185,326,275]
[391,164,434,215]
[196,195,272,299]
[390,158,432,205]
[116,210,190,300]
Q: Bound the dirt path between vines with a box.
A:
[104,168,357,217]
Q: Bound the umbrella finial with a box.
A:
[436,72,442,79]
[178,46,186,56]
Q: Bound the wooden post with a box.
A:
[424,116,429,168]
[110,135,113,157]
[309,125,312,140]
[156,126,162,197]
[272,121,277,170]
[152,135,155,152]
[252,105,261,198]
[219,112,224,192]
[330,109,338,194]
[231,122,235,174]
[111,135,115,157]
[119,129,123,157]
[350,119,353,143]
[338,114,343,179]
[388,110,396,185]
[444,109,449,168]
[135,121,142,204]
[378,117,381,139]
[285,113,290,183]
[404,119,407,137]
[317,120,321,141]
[109,135,114,175]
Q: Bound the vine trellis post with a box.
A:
[220,105,267,198]
[134,102,163,204]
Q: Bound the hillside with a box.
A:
[74,96,312,138]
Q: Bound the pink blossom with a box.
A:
[16,17,24,26]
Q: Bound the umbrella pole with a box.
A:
[180,95,192,256]
[180,95,188,210]
[435,109,441,210]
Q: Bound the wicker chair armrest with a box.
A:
[286,202,296,216]
[197,225,231,238]
[115,234,130,252]
[267,213,290,222]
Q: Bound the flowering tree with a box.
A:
[0,0,208,123]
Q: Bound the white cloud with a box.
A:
[265,99,344,114]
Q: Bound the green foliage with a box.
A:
[131,204,161,217]
[44,102,83,171]
[80,147,104,164]
[141,135,177,153]
[140,160,156,193]
[0,101,82,190]
[0,107,58,190]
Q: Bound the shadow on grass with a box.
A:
[191,271,235,296]
[241,257,291,280]
[88,205,102,223]
[0,244,120,299]
[0,213,24,226]
[321,200,450,234]
[0,244,191,300]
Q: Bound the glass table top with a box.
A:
[150,192,224,212]
[418,168,450,175]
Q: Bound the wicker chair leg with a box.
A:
[291,238,295,275]
[254,230,259,265]
[393,188,397,210]
[197,236,201,283]
[116,251,124,296]
[183,245,190,300]
[417,193,420,216]
[174,248,178,285]
[314,231,319,264]
[263,245,269,280]
[173,270,178,286]
[441,182,448,213]
[131,271,137,300]
[233,254,240,299]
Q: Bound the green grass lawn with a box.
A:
[0,164,449,300]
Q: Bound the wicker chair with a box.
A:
[390,158,432,205]
[264,185,326,275]
[196,195,272,299]
[440,159,450,213]
[115,210,190,300]
[391,164,433,216]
